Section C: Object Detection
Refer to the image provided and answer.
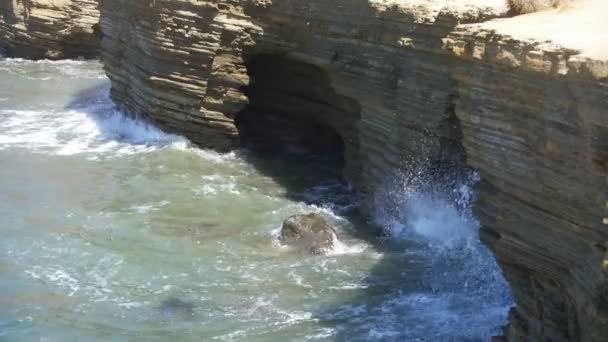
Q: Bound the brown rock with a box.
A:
[0,0,100,59]
[95,0,608,340]
[279,213,337,255]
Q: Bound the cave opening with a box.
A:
[234,53,361,187]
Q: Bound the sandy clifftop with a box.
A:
[476,0,608,60]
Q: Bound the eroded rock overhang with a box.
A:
[97,0,608,341]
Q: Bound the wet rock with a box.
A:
[279,213,337,255]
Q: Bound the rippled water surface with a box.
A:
[0,59,513,341]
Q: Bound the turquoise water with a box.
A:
[0,58,512,341]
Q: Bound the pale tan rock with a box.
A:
[0,0,100,59]
[98,2,608,339]
[0,0,601,340]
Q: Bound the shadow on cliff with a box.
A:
[63,82,372,240]
[230,52,375,240]
[62,82,511,341]
[239,0,514,338]
[0,0,24,25]
[63,3,514,332]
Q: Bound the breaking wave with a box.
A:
[0,82,188,157]
[0,58,513,341]
[367,167,514,340]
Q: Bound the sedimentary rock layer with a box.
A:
[445,28,608,341]
[0,0,100,59]
[98,0,608,340]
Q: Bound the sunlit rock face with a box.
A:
[0,0,100,59]
[94,0,608,340]
[445,27,608,341]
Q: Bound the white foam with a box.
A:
[374,170,481,249]
[194,184,219,196]
[305,328,335,340]
[270,202,349,226]
[0,84,188,157]
[190,148,239,163]
[360,291,512,340]
[0,58,106,79]
[246,297,273,315]
[25,267,80,296]
[370,168,513,339]
[328,233,369,256]
[270,225,282,238]
[327,283,369,290]
[129,201,170,214]
[194,176,243,197]
[280,310,314,324]
[117,302,143,309]
[400,192,476,248]
[288,270,313,288]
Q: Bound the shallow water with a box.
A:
[0,58,513,341]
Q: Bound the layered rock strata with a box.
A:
[445,28,608,341]
[0,0,100,59]
[98,0,608,341]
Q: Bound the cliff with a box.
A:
[446,3,608,338]
[11,0,604,340]
[0,0,100,59]
[447,31,608,342]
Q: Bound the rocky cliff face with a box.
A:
[0,0,100,59]
[98,0,608,340]
[446,27,608,341]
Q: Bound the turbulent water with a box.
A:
[0,58,513,341]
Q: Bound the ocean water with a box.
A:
[0,58,513,341]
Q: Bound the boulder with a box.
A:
[279,213,337,255]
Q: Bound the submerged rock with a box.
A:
[279,213,337,255]
[159,297,196,318]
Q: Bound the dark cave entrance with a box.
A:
[233,53,362,211]
[235,53,361,170]
[236,104,345,159]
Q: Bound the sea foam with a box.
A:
[0,81,187,157]
[368,168,514,340]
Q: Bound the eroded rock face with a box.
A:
[0,0,100,59]
[279,213,336,255]
[96,0,608,340]
[445,28,608,341]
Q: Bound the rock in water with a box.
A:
[279,213,337,255]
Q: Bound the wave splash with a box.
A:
[370,167,514,340]
[375,167,479,248]
[0,81,188,157]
